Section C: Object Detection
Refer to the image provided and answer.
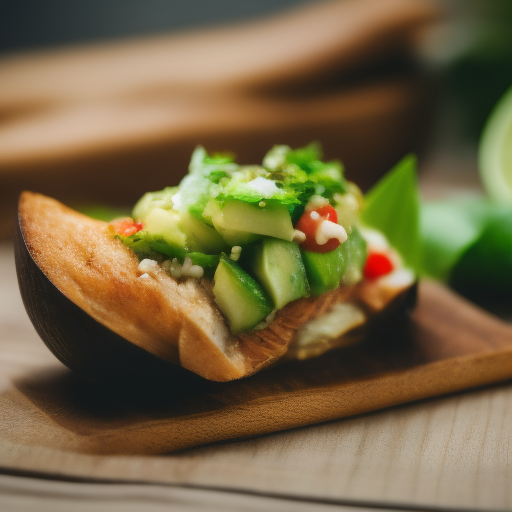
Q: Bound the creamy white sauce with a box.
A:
[315,220,348,246]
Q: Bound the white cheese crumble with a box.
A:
[139,257,204,280]
[230,246,242,261]
[245,177,281,197]
[315,220,348,246]
[181,257,204,279]
[171,191,183,211]
[310,211,320,220]
[138,259,161,276]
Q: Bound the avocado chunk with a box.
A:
[203,200,259,246]
[301,244,347,296]
[251,239,309,309]
[213,257,273,335]
[144,208,186,248]
[207,199,294,245]
[132,187,177,221]
[339,227,367,284]
[179,210,227,254]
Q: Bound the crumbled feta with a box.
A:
[315,220,348,246]
[310,211,320,220]
[181,257,204,279]
[245,177,281,197]
[230,246,242,261]
[138,259,160,276]
[171,191,182,211]
[169,258,183,278]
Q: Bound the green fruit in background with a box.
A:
[479,84,512,202]
[450,213,512,299]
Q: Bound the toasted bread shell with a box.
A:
[16,192,415,382]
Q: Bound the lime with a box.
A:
[479,84,512,202]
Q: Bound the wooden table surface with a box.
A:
[2,160,512,512]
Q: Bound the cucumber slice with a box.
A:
[207,199,294,245]
[144,208,186,248]
[339,227,367,284]
[132,187,177,221]
[301,245,347,296]
[213,258,273,335]
[222,200,294,240]
[251,239,309,309]
[179,211,227,254]
[204,199,259,246]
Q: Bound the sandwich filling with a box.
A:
[110,143,411,337]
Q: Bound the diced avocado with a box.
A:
[179,210,227,254]
[222,200,294,240]
[213,258,273,335]
[339,227,367,285]
[251,239,309,309]
[132,187,177,221]
[144,208,186,248]
[301,244,347,296]
[205,199,261,246]
[206,199,294,245]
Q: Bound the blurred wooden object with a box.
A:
[0,0,438,239]
[0,0,436,113]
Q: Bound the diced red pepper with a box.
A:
[295,204,341,253]
[109,218,144,237]
[364,251,394,280]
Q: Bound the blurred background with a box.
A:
[2,0,512,307]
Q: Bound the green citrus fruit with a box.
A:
[479,84,512,202]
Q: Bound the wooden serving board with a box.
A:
[1,279,512,461]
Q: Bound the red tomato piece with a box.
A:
[364,251,394,280]
[295,204,341,253]
[109,218,144,237]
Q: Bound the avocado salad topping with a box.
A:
[110,143,397,335]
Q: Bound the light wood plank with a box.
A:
[3,240,512,511]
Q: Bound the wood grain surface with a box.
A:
[3,240,512,511]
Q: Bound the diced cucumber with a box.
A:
[222,200,294,240]
[213,258,273,335]
[179,210,227,254]
[251,239,309,309]
[206,199,294,245]
[144,208,187,248]
[301,245,347,296]
[339,227,367,285]
[132,187,177,221]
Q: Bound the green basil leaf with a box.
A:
[360,155,420,269]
